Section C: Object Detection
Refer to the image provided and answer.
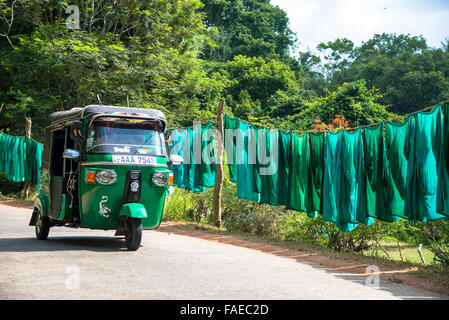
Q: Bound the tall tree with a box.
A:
[201,0,294,62]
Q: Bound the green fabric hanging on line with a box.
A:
[183,127,203,192]
[362,123,387,221]
[0,133,6,173]
[168,129,186,188]
[196,121,216,188]
[277,130,292,206]
[438,103,449,216]
[224,115,239,183]
[236,121,260,202]
[0,134,42,188]
[406,105,448,221]
[322,131,358,232]
[168,124,216,193]
[286,132,310,214]
[308,132,325,215]
[32,140,43,189]
[382,116,414,221]
[250,123,262,194]
[258,128,279,206]
[341,129,372,226]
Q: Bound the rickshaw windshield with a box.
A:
[86,117,166,156]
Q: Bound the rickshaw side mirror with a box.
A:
[63,149,80,161]
[70,121,84,141]
[169,154,183,166]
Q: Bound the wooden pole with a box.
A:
[375,239,391,259]
[212,99,224,228]
[22,115,32,199]
[418,243,426,265]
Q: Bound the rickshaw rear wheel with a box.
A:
[125,218,142,251]
[35,209,50,240]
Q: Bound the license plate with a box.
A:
[112,155,157,165]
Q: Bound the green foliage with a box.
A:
[321,33,449,114]
[0,0,223,139]
[411,221,449,266]
[201,0,294,62]
[296,80,394,130]
[224,55,302,119]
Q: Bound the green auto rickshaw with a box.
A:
[29,105,181,250]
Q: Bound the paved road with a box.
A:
[0,204,447,300]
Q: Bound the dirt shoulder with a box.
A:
[0,199,34,209]
[157,221,449,296]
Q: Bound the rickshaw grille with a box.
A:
[121,170,141,204]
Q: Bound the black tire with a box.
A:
[35,209,50,240]
[125,218,142,251]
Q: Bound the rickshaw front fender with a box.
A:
[119,203,148,219]
[29,196,48,226]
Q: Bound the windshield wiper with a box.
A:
[132,132,158,155]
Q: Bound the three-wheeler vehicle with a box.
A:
[29,105,181,250]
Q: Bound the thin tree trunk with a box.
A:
[22,115,32,199]
[397,239,404,261]
[212,99,224,228]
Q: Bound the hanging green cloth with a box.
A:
[194,122,216,189]
[382,116,414,220]
[167,127,204,193]
[286,132,310,213]
[168,128,187,189]
[322,131,358,232]
[362,124,386,220]
[236,121,260,202]
[438,103,449,216]
[308,132,325,215]
[0,133,6,173]
[277,130,292,206]
[258,128,279,205]
[24,138,43,190]
[32,140,43,189]
[406,105,448,221]
[340,129,372,226]
[250,123,262,194]
[224,115,239,182]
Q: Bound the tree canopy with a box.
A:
[1,1,448,140]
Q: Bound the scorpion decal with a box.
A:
[99,195,112,218]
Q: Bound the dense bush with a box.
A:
[0,173,25,197]
[413,221,449,266]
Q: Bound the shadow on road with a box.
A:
[0,236,128,252]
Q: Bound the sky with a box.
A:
[271,0,449,55]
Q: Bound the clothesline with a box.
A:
[224,99,449,135]
[220,103,449,232]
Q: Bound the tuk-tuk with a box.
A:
[29,105,181,251]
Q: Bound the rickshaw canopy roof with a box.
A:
[46,105,166,130]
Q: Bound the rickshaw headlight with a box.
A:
[95,170,117,185]
[152,171,168,186]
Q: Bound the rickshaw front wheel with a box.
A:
[35,209,50,240]
[125,218,142,251]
